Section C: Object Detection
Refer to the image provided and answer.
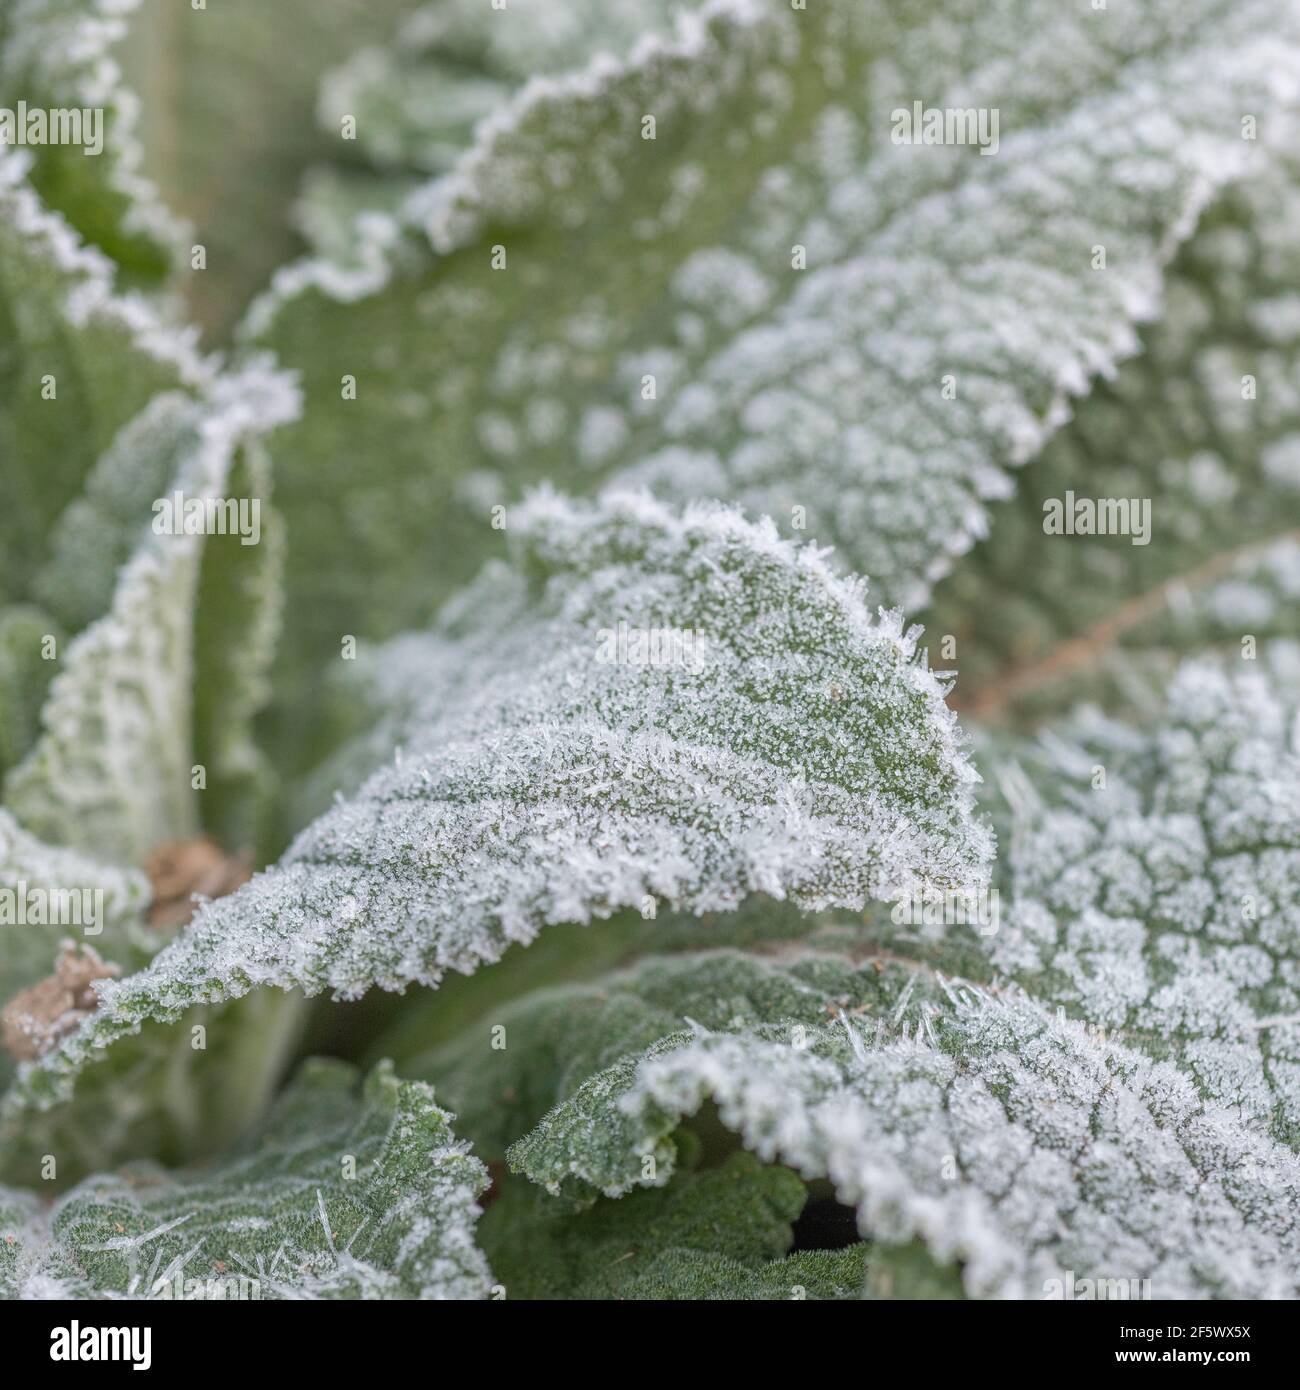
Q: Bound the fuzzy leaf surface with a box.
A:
[249,0,1300,717]
[8,492,991,1113]
[0,1059,490,1299]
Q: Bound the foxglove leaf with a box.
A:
[190,437,285,853]
[0,152,202,608]
[0,1059,491,1299]
[364,900,846,1089]
[295,0,694,276]
[0,607,61,780]
[251,0,1298,702]
[4,364,299,866]
[0,132,300,1180]
[424,947,884,1165]
[506,952,1300,1298]
[9,492,992,1113]
[318,0,692,176]
[480,1151,864,1300]
[0,988,307,1186]
[0,0,181,280]
[930,144,1300,725]
[988,662,1300,1146]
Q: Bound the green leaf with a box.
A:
[988,662,1300,1146]
[0,989,307,1187]
[480,1152,864,1300]
[4,363,299,865]
[0,153,202,609]
[0,145,297,855]
[361,898,845,1086]
[296,2,703,271]
[190,434,285,854]
[317,0,693,176]
[0,0,181,282]
[503,949,904,1198]
[251,0,1295,716]
[426,947,886,1167]
[8,491,992,1114]
[929,145,1300,725]
[0,148,299,1178]
[291,164,414,268]
[488,663,1300,1298]
[506,953,1300,1298]
[0,606,61,781]
[32,392,205,632]
[0,1059,491,1298]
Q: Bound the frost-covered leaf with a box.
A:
[492,659,1300,1300]
[425,947,886,1166]
[505,952,1300,1298]
[0,987,306,1186]
[0,154,300,1174]
[504,949,908,1197]
[0,1058,491,1299]
[252,0,1298,712]
[31,393,204,633]
[318,0,693,177]
[9,491,992,1113]
[0,151,202,608]
[480,1151,863,1300]
[298,1,696,270]
[190,437,285,853]
[0,0,180,280]
[365,899,851,1092]
[4,363,299,866]
[988,662,1300,1147]
[292,165,414,269]
[930,143,1300,725]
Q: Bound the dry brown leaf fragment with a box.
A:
[145,836,252,929]
[1,943,121,1061]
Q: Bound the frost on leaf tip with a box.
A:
[14,492,992,1103]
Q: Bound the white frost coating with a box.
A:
[250,0,1300,611]
[3,363,301,866]
[14,490,993,1101]
[992,663,1300,1146]
[313,0,693,182]
[409,0,767,255]
[0,0,186,258]
[241,208,405,340]
[497,664,1300,1297]
[0,1061,491,1299]
[0,148,204,385]
[616,988,1300,1299]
